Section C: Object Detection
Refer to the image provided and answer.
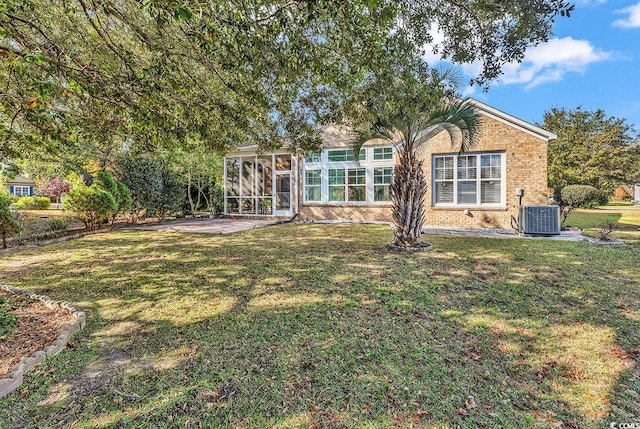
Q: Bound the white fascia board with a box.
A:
[464,98,558,141]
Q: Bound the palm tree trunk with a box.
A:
[391,149,427,247]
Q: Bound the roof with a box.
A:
[228,99,557,155]
[6,176,35,185]
[464,98,558,141]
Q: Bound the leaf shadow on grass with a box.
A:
[0,224,638,428]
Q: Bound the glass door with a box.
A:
[274,173,292,216]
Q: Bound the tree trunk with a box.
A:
[390,149,428,248]
[187,172,195,214]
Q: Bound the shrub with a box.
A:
[554,185,603,223]
[14,196,51,210]
[115,154,185,220]
[65,185,117,229]
[595,220,617,241]
[0,193,20,248]
[46,217,68,233]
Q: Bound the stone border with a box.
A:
[0,284,86,400]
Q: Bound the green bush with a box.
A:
[555,185,602,209]
[14,196,51,210]
[46,217,68,233]
[65,185,117,229]
[115,154,185,220]
[0,193,20,249]
[554,185,605,223]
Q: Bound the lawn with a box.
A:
[0,223,638,428]
[565,206,640,245]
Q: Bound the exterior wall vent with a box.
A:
[519,205,561,235]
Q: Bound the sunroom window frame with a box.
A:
[302,145,395,205]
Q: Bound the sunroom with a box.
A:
[224,152,297,217]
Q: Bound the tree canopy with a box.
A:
[542,107,640,195]
[1,0,574,163]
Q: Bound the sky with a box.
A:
[425,0,640,130]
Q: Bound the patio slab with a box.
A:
[422,226,586,240]
[131,218,278,234]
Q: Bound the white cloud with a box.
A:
[499,37,611,89]
[574,0,606,5]
[422,24,446,65]
[613,2,640,28]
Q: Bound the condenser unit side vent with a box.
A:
[519,205,561,235]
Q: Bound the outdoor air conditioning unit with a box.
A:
[519,205,561,235]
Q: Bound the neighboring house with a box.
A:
[223,99,557,229]
[6,176,36,197]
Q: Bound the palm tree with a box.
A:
[353,81,481,250]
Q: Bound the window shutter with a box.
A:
[9,186,14,194]
[29,186,33,196]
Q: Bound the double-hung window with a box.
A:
[373,168,392,201]
[305,170,322,202]
[13,186,30,196]
[433,153,504,206]
[347,168,366,202]
[328,169,346,202]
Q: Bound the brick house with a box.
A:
[223,99,557,229]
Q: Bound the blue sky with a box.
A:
[426,0,640,130]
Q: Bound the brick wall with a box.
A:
[298,205,393,222]
[421,115,549,229]
[297,114,549,229]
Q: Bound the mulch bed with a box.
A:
[0,289,75,378]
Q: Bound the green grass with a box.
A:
[0,223,638,428]
[0,296,17,337]
[565,206,640,244]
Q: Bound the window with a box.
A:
[304,151,321,163]
[480,154,502,204]
[347,168,366,202]
[327,148,365,162]
[374,168,392,201]
[13,186,30,196]
[433,153,504,206]
[434,156,454,204]
[302,146,394,204]
[328,169,345,201]
[305,170,321,202]
[456,156,477,204]
[373,147,393,160]
[327,168,366,202]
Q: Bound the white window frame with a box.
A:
[13,186,30,196]
[302,146,395,205]
[373,167,393,202]
[304,169,322,202]
[432,152,506,208]
[223,153,297,216]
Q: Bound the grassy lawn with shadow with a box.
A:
[0,222,638,428]
[565,206,640,245]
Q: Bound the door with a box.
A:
[274,173,292,216]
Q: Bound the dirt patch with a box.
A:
[0,289,75,378]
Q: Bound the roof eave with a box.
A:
[464,98,558,141]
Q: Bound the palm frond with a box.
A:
[413,101,481,154]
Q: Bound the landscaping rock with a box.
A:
[0,284,86,400]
